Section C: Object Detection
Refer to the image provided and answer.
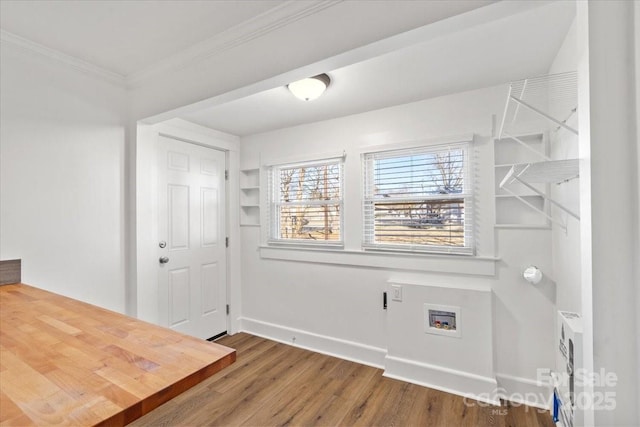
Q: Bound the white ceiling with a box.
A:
[0,0,494,82]
[179,1,575,136]
[0,0,575,138]
[0,0,283,76]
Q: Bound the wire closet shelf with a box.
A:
[497,71,580,229]
[499,71,578,140]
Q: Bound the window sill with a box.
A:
[259,245,498,276]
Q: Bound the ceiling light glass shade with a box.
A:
[288,73,330,101]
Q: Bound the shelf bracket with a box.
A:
[501,186,566,231]
[502,131,551,161]
[498,85,514,139]
[510,79,528,126]
[509,95,578,136]
[511,176,580,221]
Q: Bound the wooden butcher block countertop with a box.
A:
[0,283,235,426]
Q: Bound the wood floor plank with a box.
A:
[326,359,379,401]
[403,387,447,426]
[132,333,555,427]
[240,354,355,426]
[206,350,323,426]
[339,373,411,426]
[213,332,253,348]
[206,339,287,394]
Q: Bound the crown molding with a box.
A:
[0,29,127,87]
[125,0,342,88]
[0,1,340,91]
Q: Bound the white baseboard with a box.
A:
[384,355,500,406]
[239,317,386,369]
[495,373,552,410]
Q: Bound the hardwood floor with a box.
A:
[131,333,554,427]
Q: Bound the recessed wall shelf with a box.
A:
[494,133,550,228]
[494,224,551,230]
[240,168,261,226]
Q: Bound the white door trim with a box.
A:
[135,119,241,334]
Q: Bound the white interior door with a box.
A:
[157,135,227,339]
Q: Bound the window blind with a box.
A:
[269,159,343,244]
[362,143,474,254]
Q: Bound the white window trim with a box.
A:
[267,156,345,247]
[361,140,475,255]
[259,245,497,276]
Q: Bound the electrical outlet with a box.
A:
[391,284,403,302]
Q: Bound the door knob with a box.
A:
[159,256,169,264]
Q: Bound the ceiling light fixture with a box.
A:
[287,73,330,101]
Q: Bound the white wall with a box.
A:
[635,1,640,415]
[548,19,581,314]
[577,1,639,425]
[0,42,128,312]
[240,85,556,403]
[385,281,498,403]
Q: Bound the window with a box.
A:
[362,143,473,254]
[269,158,343,245]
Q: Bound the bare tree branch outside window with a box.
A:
[364,147,469,249]
[274,161,342,242]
